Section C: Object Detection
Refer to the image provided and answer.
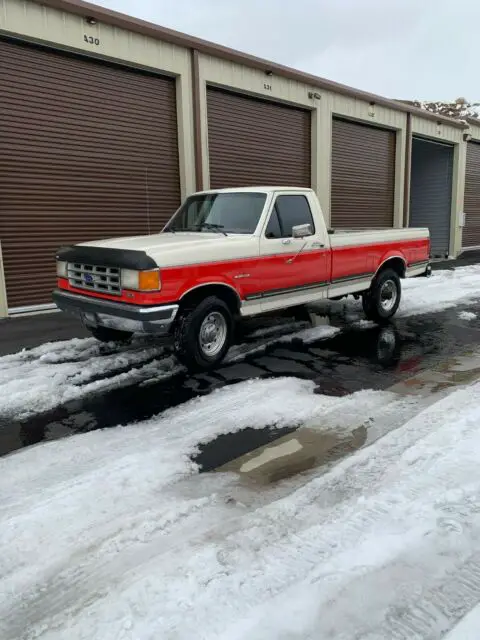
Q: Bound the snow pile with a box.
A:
[459,310,477,321]
[2,374,480,639]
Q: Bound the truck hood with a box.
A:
[79,232,257,268]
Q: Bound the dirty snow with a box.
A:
[0,337,180,419]
[1,373,480,639]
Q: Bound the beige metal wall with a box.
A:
[411,116,466,257]
[0,0,196,200]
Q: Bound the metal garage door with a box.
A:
[409,138,453,258]
[0,39,180,311]
[207,88,311,189]
[331,118,395,228]
[463,141,480,248]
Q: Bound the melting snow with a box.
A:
[1,265,480,638]
[0,377,480,638]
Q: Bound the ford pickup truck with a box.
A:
[53,187,431,370]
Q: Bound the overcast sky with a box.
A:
[95,0,478,102]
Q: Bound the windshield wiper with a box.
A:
[164,226,176,233]
[198,223,228,236]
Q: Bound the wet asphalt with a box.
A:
[1,299,480,467]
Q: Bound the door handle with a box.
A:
[282,238,292,245]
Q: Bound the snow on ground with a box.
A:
[459,310,477,321]
[0,337,180,419]
[397,265,480,316]
[444,603,480,640]
[1,374,480,639]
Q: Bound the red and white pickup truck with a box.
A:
[53,187,431,370]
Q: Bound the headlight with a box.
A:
[121,269,161,291]
[56,261,68,278]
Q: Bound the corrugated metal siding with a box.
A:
[331,118,395,228]
[463,141,480,247]
[409,137,453,257]
[0,39,180,309]
[411,115,463,144]
[207,87,311,188]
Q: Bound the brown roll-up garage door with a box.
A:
[331,118,395,228]
[207,88,311,189]
[0,39,180,310]
[463,141,480,248]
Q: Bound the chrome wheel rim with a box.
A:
[199,311,228,357]
[379,279,398,312]
[376,327,396,362]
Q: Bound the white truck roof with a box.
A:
[194,186,314,195]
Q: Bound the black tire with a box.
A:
[174,296,233,372]
[362,268,401,323]
[87,325,133,343]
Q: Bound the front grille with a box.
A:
[67,263,121,296]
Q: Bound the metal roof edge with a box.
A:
[34,0,467,129]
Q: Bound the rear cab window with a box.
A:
[265,194,315,239]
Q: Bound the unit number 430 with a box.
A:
[84,35,100,45]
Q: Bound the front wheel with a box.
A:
[362,269,401,323]
[174,296,233,372]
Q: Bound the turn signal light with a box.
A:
[138,270,161,291]
[121,268,161,291]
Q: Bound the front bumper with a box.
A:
[52,289,179,335]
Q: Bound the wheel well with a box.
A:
[376,257,406,279]
[179,284,241,315]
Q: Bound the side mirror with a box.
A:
[292,223,313,238]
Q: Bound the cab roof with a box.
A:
[193,186,314,195]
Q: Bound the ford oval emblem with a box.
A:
[84,273,94,284]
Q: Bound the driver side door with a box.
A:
[258,193,329,310]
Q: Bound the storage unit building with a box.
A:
[0,38,180,310]
[206,88,311,189]
[0,0,471,316]
[330,118,396,229]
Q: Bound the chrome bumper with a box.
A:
[52,289,179,335]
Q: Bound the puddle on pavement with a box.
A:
[1,303,480,458]
[195,344,480,483]
[211,424,368,485]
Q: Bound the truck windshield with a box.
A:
[165,192,267,234]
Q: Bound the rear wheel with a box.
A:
[174,296,233,371]
[87,325,133,343]
[362,268,401,323]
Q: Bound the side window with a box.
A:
[275,195,315,237]
[265,208,282,239]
